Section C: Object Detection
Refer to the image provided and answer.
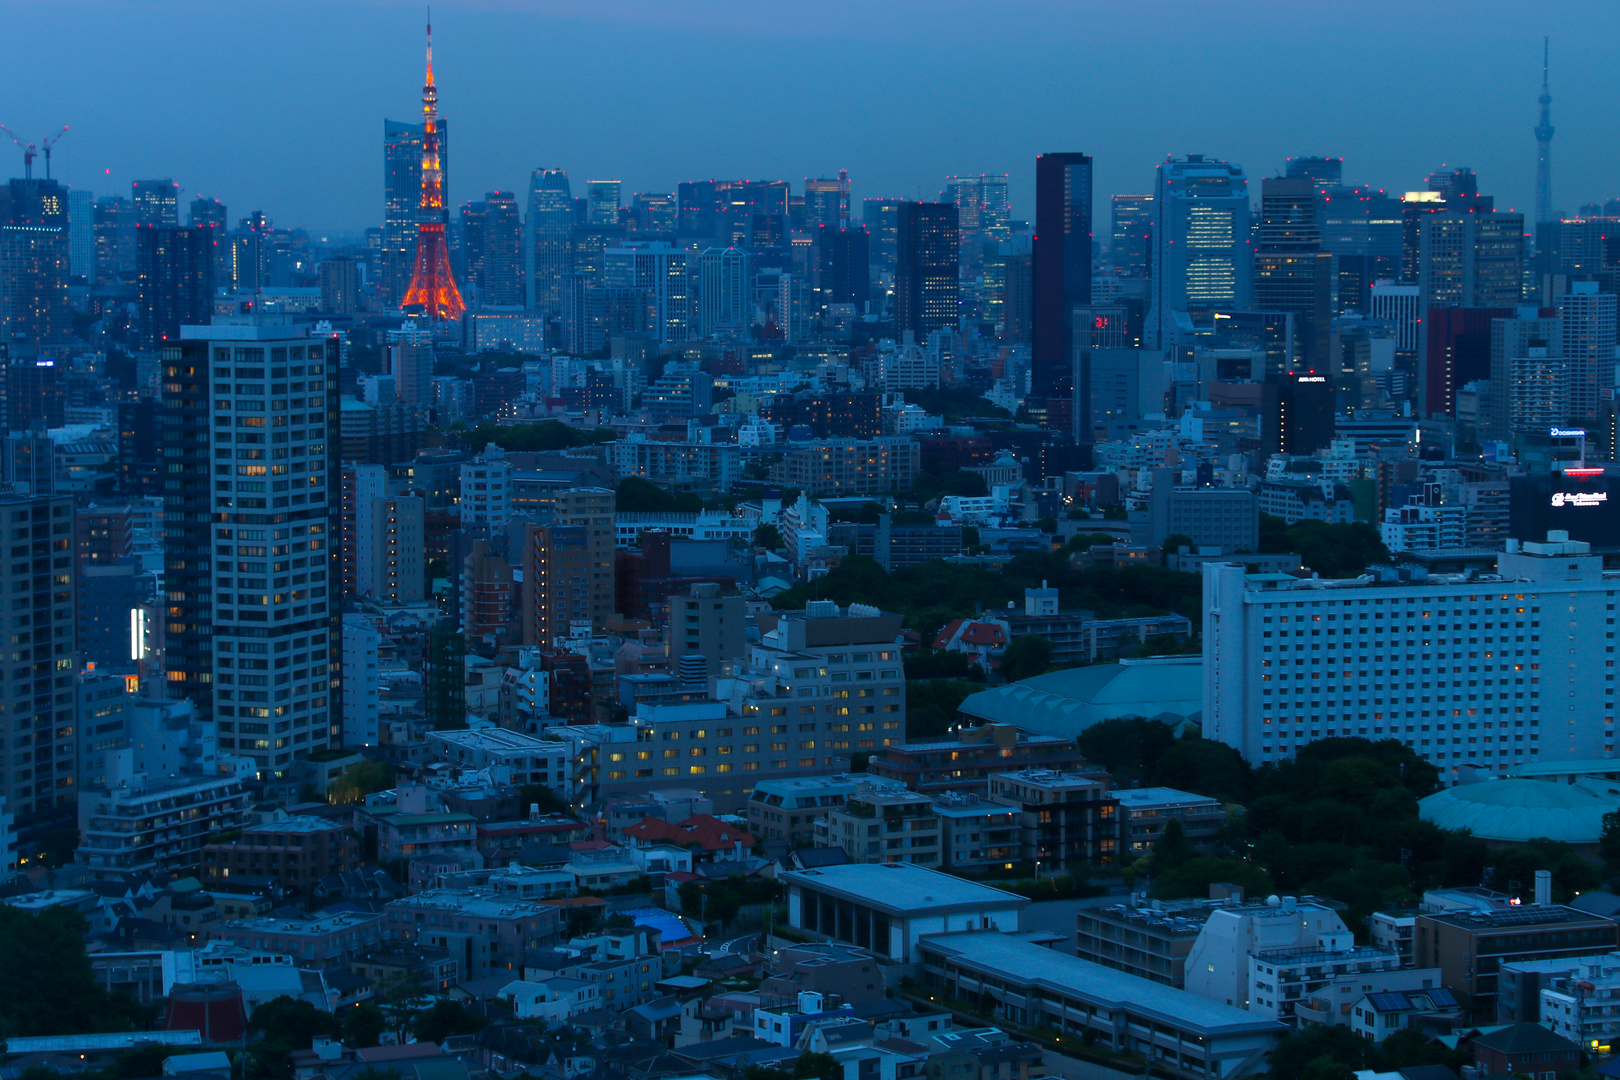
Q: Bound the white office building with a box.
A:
[1204,532,1619,777]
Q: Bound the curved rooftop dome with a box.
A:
[1418,777,1620,845]
[956,657,1201,739]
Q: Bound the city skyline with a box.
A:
[0,0,1611,233]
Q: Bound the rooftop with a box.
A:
[781,863,1027,915]
[243,816,346,835]
[921,931,1282,1036]
[1112,787,1223,810]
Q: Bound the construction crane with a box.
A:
[0,124,69,179]
[38,126,68,179]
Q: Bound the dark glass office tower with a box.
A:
[817,225,870,310]
[137,225,214,348]
[0,177,70,342]
[895,202,959,339]
[482,191,523,306]
[1033,152,1093,396]
[132,179,179,228]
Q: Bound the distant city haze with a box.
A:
[1,0,1612,232]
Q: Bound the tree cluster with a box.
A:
[677,874,782,928]
[1258,516,1392,579]
[462,420,616,454]
[0,907,146,1040]
[1084,719,1601,930]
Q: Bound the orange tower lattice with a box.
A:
[401,20,466,321]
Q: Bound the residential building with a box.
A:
[386,889,564,981]
[760,942,888,1006]
[1075,896,1228,988]
[1184,894,1357,1011]
[867,724,1089,796]
[136,225,214,349]
[1114,788,1227,856]
[77,773,250,875]
[746,774,900,851]
[1203,532,1620,774]
[1413,905,1619,1018]
[672,582,746,682]
[932,793,1021,874]
[200,816,359,894]
[520,523,589,649]
[426,729,572,792]
[1245,931,1404,1026]
[0,492,77,840]
[1470,1023,1582,1080]
[769,437,921,495]
[988,770,1120,870]
[919,932,1283,1080]
[554,487,616,632]
[1536,955,1620,1051]
[215,911,388,966]
[1347,986,1463,1041]
[816,784,941,866]
[163,321,339,778]
[782,862,1027,965]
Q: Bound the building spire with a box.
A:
[401,11,465,321]
[1535,36,1555,225]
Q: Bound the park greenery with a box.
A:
[328,760,397,804]
[462,420,616,453]
[1258,516,1392,579]
[905,385,1011,423]
[0,907,149,1040]
[1083,718,1602,931]
[770,552,1201,639]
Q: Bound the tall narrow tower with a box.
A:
[401,20,466,321]
[1535,37,1555,225]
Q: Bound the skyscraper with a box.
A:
[603,241,689,343]
[0,492,76,844]
[1252,177,1333,370]
[67,188,93,281]
[895,202,959,339]
[319,257,359,314]
[1110,194,1152,278]
[1558,282,1616,425]
[189,197,230,289]
[527,168,572,314]
[554,487,615,633]
[93,195,135,285]
[383,117,451,309]
[630,192,676,233]
[0,177,70,343]
[1536,38,1555,226]
[804,173,851,231]
[163,320,339,777]
[1283,156,1343,193]
[459,199,487,302]
[132,179,179,229]
[136,225,214,348]
[400,22,464,321]
[480,191,522,306]
[1033,152,1093,396]
[862,198,901,276]
[817,225,870,311]
[1149,155,1251,348]
[697,247,750,337]
[587,181,622,226]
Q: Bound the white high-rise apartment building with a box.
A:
[1557,282,1618,425]
[173,320,338,778]
[1204,532,1619,780]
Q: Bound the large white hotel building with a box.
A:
[1204,532,1617,778]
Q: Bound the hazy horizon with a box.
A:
[2,0,1612,235]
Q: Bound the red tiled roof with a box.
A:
[623,814,756,852]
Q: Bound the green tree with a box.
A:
[246,997,342,1080]
[1152,818,1194,870]
[517,783,569,816]
[617,476,703,513]
[0,906,131,1039]
[328,760,396,804]
[1149,855,1274,901]
[754,523,784,549]
[1266,1018,1381,1080]
[791,1052,844,1080]
[1601,810,1620,879]
[905,679,982,738]
[999,635,1054,683]
[903,650,986,681]
[341,1002,388,1049]
[111,1044,193,1079]
[1077,716,1178,788]
[1258,516,1392,579]
[411,1000,488,1044]
[463,420,615,453]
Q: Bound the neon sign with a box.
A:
[1552,491,1608,508]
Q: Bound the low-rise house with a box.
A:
[385,889,564,981]
[498,977,601,1021]
[1348,987,1463,1041]
[211,911,388,966]
[200,816,359,895]
[1469,1022,1581,1080]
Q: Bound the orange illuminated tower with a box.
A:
[401,20,466,321]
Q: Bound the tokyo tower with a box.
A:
[401,19,466,321]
